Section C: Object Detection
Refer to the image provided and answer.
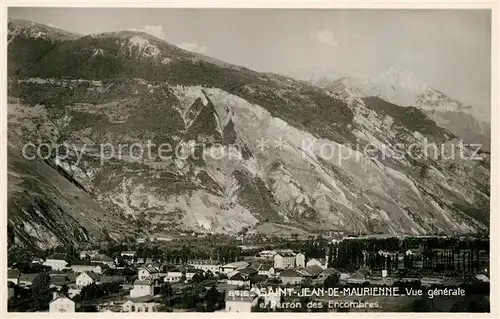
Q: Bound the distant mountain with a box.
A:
[321,66,490,151]
[7,20,489,250]
[8,19,80,42]
[286,68,344,88]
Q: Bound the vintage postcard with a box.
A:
[1,1,497,316]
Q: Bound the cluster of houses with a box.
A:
[13,244,483,313]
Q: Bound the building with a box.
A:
[224,290,258,312]
[122,296,160,312]
[274,252,295,269]
[130,280,154,298]
[76,272,100,288]
[19,273,38,287]
[279,269,303,285]
[49,273,76,289]
[299,265,324,279]
[257,250,277,259]
[227,273,250,286]
[120,251,137,258]
[189,260,221,273]
[317,268,338,281]
[164,268,183,283]
[274,249,295,255]
[44,254,68,271]
[138,266,162,281]
[70,261,102,274]
[7,269,20,285]
[186,269,202,281]
[49,294,75,313]
[295,253,306,268]
[221,261,250,274]
[306,258,325,268]
[238,267,258,277]
[257,264,275,277]
[91,254,115,268]
[79,250,99,260]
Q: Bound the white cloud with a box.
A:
[131,25,165,40]
[313,29,339,47]
[177,42,210,54]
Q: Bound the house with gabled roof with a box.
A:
[257,264,275,277]
[317,268,338,281]
[130,280,154,298]
[76,271,100,288]
[279,269,303,285]
[299,265,324,278]
[221,261,250,274]
[227,273,250,287]
[79,250,99,260]
[49,294,75,313]
[138,265,163,281]
[19,273,38,287]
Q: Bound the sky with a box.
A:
[9,8,492,122]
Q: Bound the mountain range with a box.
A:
[316,67,491,152]
[7,19,490,250]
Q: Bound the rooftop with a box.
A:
[133,280,152,286]
[48,253,67,260]
[80,271,100,281]
[257,264,273,271]
[8,269,20,278]
[303,265,324,277]
[320,268,338,276]
[140,266,160,273]
[223,261,250,269]
[279,269,302,278]
[92,254,114,262]
[71,260,101,266]
[238,267,258,275]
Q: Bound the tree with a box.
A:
[60,284,69,296]
[323,273,340,288]
[32,272,50,297]
[204,285,222,312]
[160,282,174,308]
[31,271,51,310]
[65,245,78,264]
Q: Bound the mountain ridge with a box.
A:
[7,19,490,250]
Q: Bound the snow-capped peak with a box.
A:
[368,66,428,106]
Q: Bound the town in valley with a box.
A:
[7,232,490,312]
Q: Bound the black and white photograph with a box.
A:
[3,4,495,314]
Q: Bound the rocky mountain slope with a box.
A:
[322,67,491,151]
[7,20,490,250]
